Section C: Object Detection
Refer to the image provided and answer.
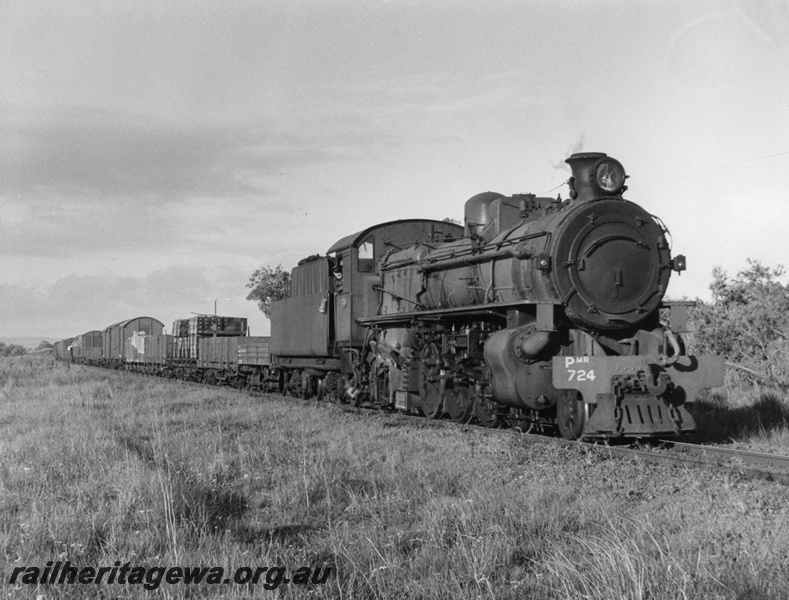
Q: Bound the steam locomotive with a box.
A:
[57,152,724,440]
[270,152,724,438]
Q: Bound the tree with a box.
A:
[246,264,291,319]
[36,340,54,351]
[689,259,789,387]
[0,342,27,357]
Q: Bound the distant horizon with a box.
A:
[0,336,59,349]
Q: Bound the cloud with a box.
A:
[1,104,407,208]
[0,104,402,258]
[1,106,339,202]
[0,264,266,337]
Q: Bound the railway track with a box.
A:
[658,440,789,485]
[336,405,789,486]
[85,362,789,487]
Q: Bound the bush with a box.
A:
[0,342,27,357]
[688,259,789,389]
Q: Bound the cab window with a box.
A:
[358,237,374,272]
[332,254,344,292]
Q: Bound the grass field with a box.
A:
[2,357,788,599]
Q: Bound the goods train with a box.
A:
[55,152,725,439]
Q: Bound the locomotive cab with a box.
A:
[269,219,463,397]
[326,220,464,345]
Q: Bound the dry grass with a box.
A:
[690,385,789,452]
[2,356,789,599]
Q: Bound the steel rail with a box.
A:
[579,441,789,486]
[350,408,789,486]
[75,363,789,487]
[660,439,789,478]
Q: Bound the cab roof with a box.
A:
[326,219,462,255]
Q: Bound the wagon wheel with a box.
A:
[444,382,473,424]
[258,367,270,392]
[472,393,502,428]
[557,391,588,440]
[317,372,340,404]
[419,343,443,419]
[300,372,315,399]
[288,370,304,397]
[204,370,217,386]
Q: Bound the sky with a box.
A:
[1,0,788,339]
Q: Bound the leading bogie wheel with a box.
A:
[508,409,536,433]
[472,393,502,428]
[557,391,589,440]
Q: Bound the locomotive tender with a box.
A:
[57,152,724,440]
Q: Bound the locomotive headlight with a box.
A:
[593,158,626,195]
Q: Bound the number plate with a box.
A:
[551,355,726,403]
